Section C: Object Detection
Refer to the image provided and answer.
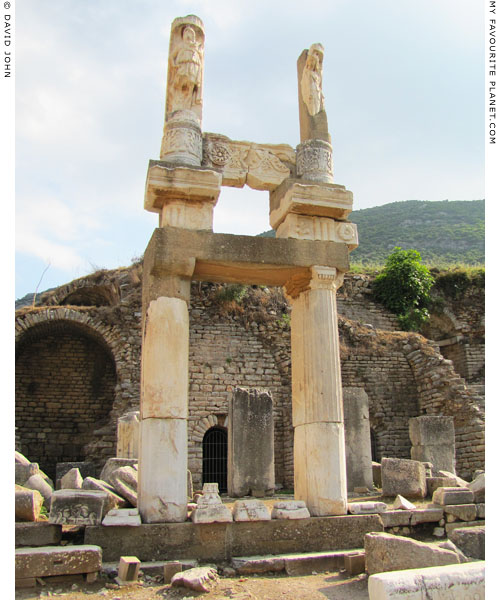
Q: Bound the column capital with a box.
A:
[284,265,344,300]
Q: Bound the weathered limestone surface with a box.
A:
[381,458,427,499]
[448,526,485,560]
[15,522,62,547]
[228,387,274,497]
[191,482,232,523]
[271,500,310,520]
[368,562,485,600]
[15,545,102,578]
[24,474,53,505]
[410,415,456,475]
[443,504,477,522]
[232,499,271,522]
[60,467,83,490]
[109,466,138,507]
[432,487,474,506]
[56,462,95,484]
[348,502,387,515]
[139,417,187,522]
[364,532,460,574]
[343,387,373,492]
[15,488,44,522]
[393,495,415,510]
[426,476,456,497]
[100,458,138,484]
[117,411,140,458]
[15,462,39,486]
[467,472,485,503]
[82,476,129,512]
[102,508,142,527]
[49,490,107,525]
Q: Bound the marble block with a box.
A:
[49,490,107,525]
[232,499,271,522]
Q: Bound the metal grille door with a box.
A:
[202,426,228,493]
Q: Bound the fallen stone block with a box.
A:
[432,487,474,506]
[15,577,37,589]
[164,561,183,583]
[372,462,382,488]
[381,458,426,499]
[24,474,53,505]
[60,468,83,490]
[477,503,485,519]
[109,466,138,507]
[344,552,365,576]
[232,556,285,575]
[409,507,443,525]
[116,556,141,585]
[284,551,345,576]
[271,500,310,519]
[171,566,219,593]
[82,476,129,512]
[444,504,477,522]
[15,462,39,486]
[348,502,387,514]
[56,461,95,485]
[393,495,415,510]
[15,522,62,547]
[437,540,469,564]
[15,545,102,579]
[364,532,460,574]
[49,489,107,525]
[467,472,485,503]
[379,510,412,528]
[99,458,138,485]
[445,520,485,535]
[438,470,469,487]
[15,488,44,522]
[368,561,485,600]
[232,499,271,521]
[102,508,141,526]
[15,451,31,465]
[448,526,485,560]
[426,476,456,497]
[191,503,233,523]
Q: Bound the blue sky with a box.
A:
[14,0,486,299]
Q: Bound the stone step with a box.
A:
[231,549,364,575]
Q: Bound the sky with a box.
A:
[11,0,487,299]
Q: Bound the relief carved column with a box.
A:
[287,266,348,516]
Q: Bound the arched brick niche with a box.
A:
[15,313,117,479]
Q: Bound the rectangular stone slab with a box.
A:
[15,523,62,548]
[15,545,102,578]
[85,514,383,562]
[144,226,349,291]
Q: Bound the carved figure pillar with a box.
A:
[287,266,347,516]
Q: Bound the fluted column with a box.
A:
[289,266,347,516]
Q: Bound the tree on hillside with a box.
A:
[373,247,434,331]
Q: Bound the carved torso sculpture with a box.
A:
[301,43,325,116]
[169,25,203,115]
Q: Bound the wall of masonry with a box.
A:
[15,268,485,483]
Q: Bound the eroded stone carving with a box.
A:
[276,214,358,249]
[202,134,295,191]
[301,43,325,117]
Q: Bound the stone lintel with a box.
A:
[143,227,349,291]
[144,162,222,213]
[270,179,353,230]
[276,213,358,250]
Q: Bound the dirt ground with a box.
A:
[15,571,370,600]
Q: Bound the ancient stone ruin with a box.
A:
[15,14,485,597]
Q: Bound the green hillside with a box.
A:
[262,200,485,265]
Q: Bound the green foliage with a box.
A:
[277,312,291,328]
[215,284,248,304]
[433,267,485,299]
[373,247,434,331]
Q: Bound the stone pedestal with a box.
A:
[289,266,347,516]
[343,387,373,492]
[228,387,275,497]
[117,411,140,459]
[138,296,189,523]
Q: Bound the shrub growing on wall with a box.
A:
[373,247,434,331]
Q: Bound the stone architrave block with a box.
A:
[467,472,485,503]
[232,499,271,522]
[228,387,275,498]
[49,490,107,526]
[15,545,102,579]
[24,474,53,505]
[171,566,219,593]
[142,297,189,420]
[368,562,485,600]
[99,458,138,484]
[138,417,188,523]
[60,468,83,490]
[444,504,477,522]
[15,488,44,522]
[102,508,142,527]
[343,387,373,492]
[56,462,95,484]
[348,502,387,515]
[448,526,485,560]
[271,500,310,520]
[294,422,347,516]
[432,487,474,506]
[109,466,138,507]
[117,411,140,458]
[426,476,457,497]
[381,458,426,499]
[15,523,62,547]
[82,477,129,512]
[364,532,460,575]
[15,462,39,486]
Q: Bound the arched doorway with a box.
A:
[202,426,227,493]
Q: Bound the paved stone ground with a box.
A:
[14,572,369,599]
